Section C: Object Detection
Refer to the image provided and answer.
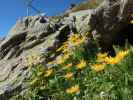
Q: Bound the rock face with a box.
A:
[70,9,93,34]
[0,0,133,99]
[0,12,92,99]
[90,0,133,55]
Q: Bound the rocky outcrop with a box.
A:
[70,9,93,34]
[0,16,68,99]
[0,11,92,99]
[90,0,133,55]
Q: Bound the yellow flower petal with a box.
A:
[44,69,53,77]
[56,56,65,64]
[105,50,129,65]
[66,85,80,94]
[76,60,87,69]
[91,63,106,72]
[97,52,108,62]
[64,72,73,80]
[105,57,119,65]
[130,20,133,24]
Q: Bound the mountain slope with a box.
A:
[0,0,132,99]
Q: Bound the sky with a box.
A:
[0,0,84,37]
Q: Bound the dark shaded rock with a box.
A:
[90,0,133,56]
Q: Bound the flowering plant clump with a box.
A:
[105,50,129,65]
[13,32,133,100]
[91,50,129,72]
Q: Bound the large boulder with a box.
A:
[69,9,93,34]
[90,0,133,55]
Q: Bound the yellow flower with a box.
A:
[56,53,71,65]
[62,47,72,54]
[69,34,79,42]
[116,50,129,60]
[76,60,87,69]
[63,63,72,70]
[66,85,80,94]
[72,37,86,46]
[96,50,129,65]
[97,53,107,59]
[63,53,71,60]
[130,20,133,24]
[105,50,129,65]
[44,69,53,77]
[64,72,73,80]
[97,53,108,62]
[56,42,69,52]
[56,56,65,64]
[91,63,106,72]
[105,57,119,65]
[68,34,85,46]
